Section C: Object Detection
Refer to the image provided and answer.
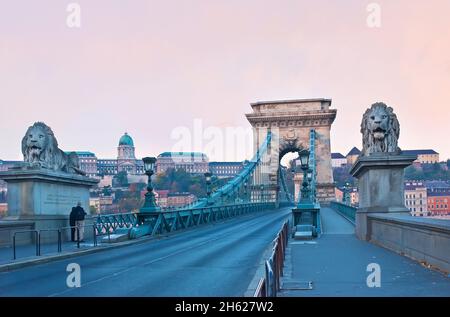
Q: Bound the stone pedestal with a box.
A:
[350,153,416,240]
[0,167,98,242]
[316,183,336,202]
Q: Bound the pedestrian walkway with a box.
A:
[320,206,354,234]
[0,240,99,265]
[279,207,450,296]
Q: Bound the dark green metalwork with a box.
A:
[291,130,321,236]
[94,202,274,239]
[329,201,356,224]
[140,157,160,218]
[94,212,138,235]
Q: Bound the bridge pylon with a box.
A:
[246,99,337,203]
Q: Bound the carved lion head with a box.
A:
[21,122,58,166]
[361,102,400,156]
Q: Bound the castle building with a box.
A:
[116,133,143,174]
[75,133,145,177]
[73,152,98,177]
[209,162,245,178]
[156,152,209,174]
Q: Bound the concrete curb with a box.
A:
[244,209,292,296]
[244,236,276,297]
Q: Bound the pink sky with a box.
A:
[0,0,449,161]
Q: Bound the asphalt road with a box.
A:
[0,207,291,297]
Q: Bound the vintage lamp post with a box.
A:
[204,171,212,205]
[307,168,313,183]
[307,168,314,203]
[291,149,320,237]
[343,182,351,205]
[260,184,265,203]
[140,157,160,215]
[297,149,313,206]
[243,179,248,202]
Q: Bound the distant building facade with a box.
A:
[404,181,428,216]
[402,149,439,164]
[72,152,98,177]
[349,188,359,206]
[340,147,439,166]
[331,153,347,168]
[154,190,170,208]
[0,203,6,217]
[209,162,245,178]
[334,187,343,202]
[97,159,118,175]
[156,152,209,174]
[89,196,113,213]
[427,188,450,216]
[346,147,360,166]
[167,192,197,208]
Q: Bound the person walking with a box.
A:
[74,202,87,242]
[69,206,78,242]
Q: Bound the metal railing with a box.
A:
[146,202,275,237]
[9,203,275,260]
[13,230,39,260]
[11,224,98,260]
[93,202,275,238]
[330,201,357,224]
[38,229,61,254]
[254,220,290,297]
[94,212,138,235]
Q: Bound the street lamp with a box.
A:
[343,182,351,205]
[307,168,313,182]
[140,157,160,214]
[244,179,248,202]
[292,149,319,237]
[297,149,312,205]
[204,172,212,205]
[298,149,310,170]
[260,184,264,203]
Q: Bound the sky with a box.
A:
[0,0,449,162]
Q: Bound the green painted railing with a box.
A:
[329,201,356,224]
[95,202,276,239]
[94,212,138,235]
[138,202,275,237]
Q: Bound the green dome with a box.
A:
[119,133,134,146]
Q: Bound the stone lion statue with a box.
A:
[21,122,85,175]
[361,102,400,156]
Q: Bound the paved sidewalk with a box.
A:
[0,240,101,265]
[279,207,450,296]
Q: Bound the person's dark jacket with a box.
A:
[69,207,77,226]
[73,206,87,221]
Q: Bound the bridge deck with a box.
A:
[279,207,450,296]
[0,208,291,296]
